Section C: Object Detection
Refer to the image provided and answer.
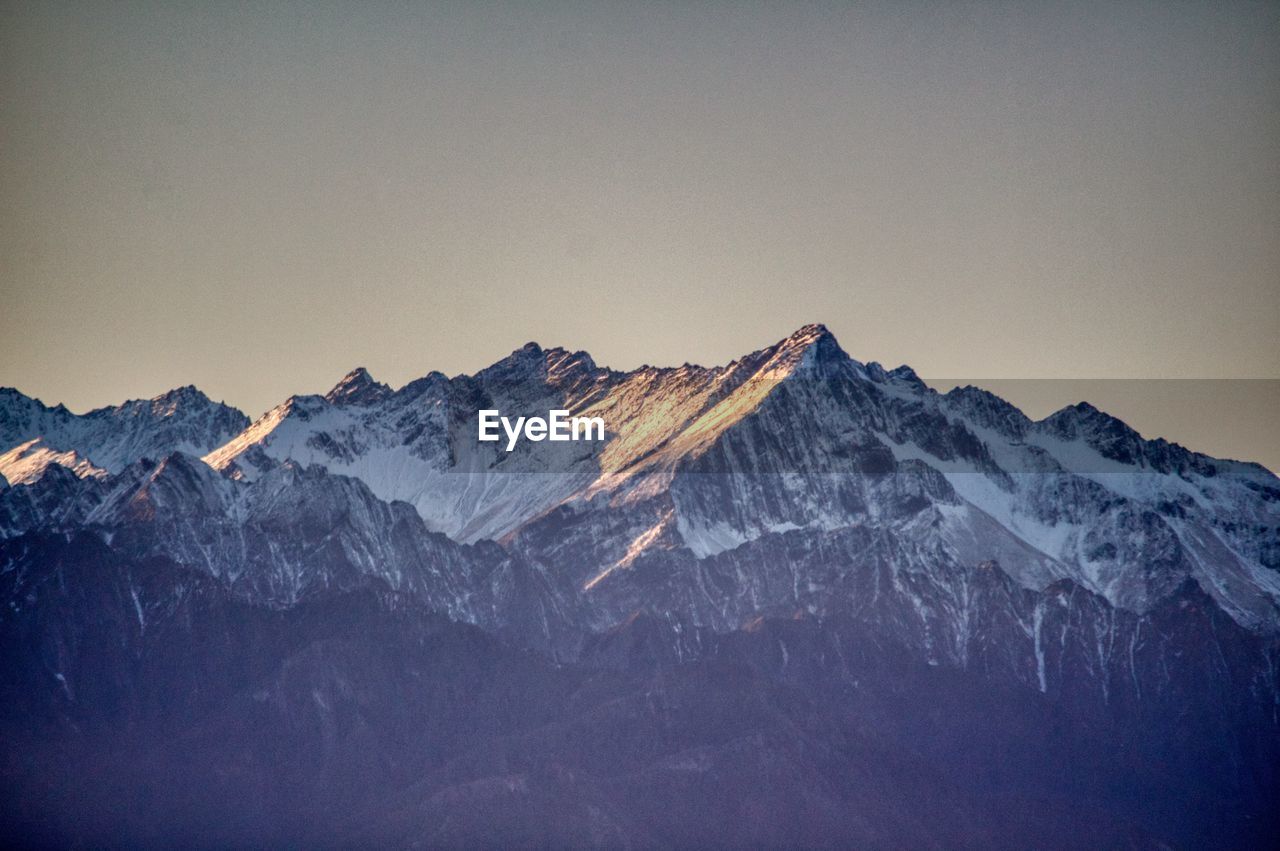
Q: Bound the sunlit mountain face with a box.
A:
[2,326,1278,848]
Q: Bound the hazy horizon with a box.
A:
[3,2,1277,465]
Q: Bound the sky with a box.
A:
[2,1,1277,465]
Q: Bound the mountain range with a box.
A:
[2,325,1277,848]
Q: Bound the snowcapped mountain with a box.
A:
[3,325,1279,846]
[194,323,1280,633]
[0,385,248,473]
[5,323,1277,642]
[202,349,611,542]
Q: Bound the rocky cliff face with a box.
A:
[1,325,1278,847]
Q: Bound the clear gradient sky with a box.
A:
[2,2,1277,464]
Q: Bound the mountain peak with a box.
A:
[146,385,215,416]
[154,384,204,401]
[785,324,844,355]
[325,367,391,405]
[1039,400,1157,467]
[475,340,603,388]
[783,323,835,347]
[1042,401,1138,440]
[761,323,850,377]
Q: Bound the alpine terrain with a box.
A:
[2,325,1277,848]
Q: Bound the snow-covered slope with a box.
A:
[0,386,248,472]
[0,438,108,485]
[5,325,1277,633]
[196,324,1280,630]
[204,351,616,542]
